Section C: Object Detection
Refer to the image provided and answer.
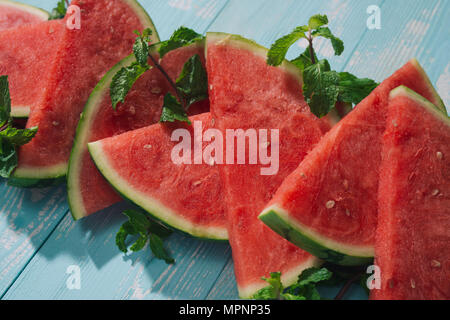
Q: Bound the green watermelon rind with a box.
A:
[390,85,450,123]
[259,205,375,266]
[9,0,159,188]
[0,0,50,21]
[409,59,448,115]
[87,140,229,241]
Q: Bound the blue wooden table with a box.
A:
[0,0,449,300]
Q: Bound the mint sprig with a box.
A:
[116,209,174,264]
[267,14,378,118]
[110,27,208,124]
[48,0,68,20]
[252,267,333,300]
[0,76,38,178]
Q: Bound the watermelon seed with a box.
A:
[210,84,214,90]
[436,151,443,160]
[128,106,136,115]
[151,87,161,94]
[208,158,215,166]
[211,118,215,126]
[431,260,441,268]
[144,145,152,150]
[52,121,59,126]
[49,28,54,34]
[345,209,351,217]
[431,189,440,196]
[326,200,335,209]
[410,279,416,289]
[343,180,349,190]
[392,121,398,128]
[389,279,395,288]
[300,173,307,179]
[193,181,202,186]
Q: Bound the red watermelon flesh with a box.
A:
[0,1,48,31]
[88,113,228,240]
[371,87,450,300]
[14,0,158,181]
[68,42,209,220]
[206,33,327,298]
[259,59,446,265]
[0,20,64,117]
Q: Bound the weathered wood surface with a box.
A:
[1,0,448,300]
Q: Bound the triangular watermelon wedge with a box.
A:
[206,33,328,298]
[0,20,64,118]
[0,0,49,30]
[10,0,159,187]
[68,41,209,220]
[88,113,228,240]
[371,86,450,300]
[259,59,447,266]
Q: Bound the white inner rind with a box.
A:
[88,141,228,240]
[261,205,375,258]
[11,105,30,118]
[0,0,49,21]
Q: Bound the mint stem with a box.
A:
[147,54,187,110]
[307,30,316,65]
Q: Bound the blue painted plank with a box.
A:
[1,0,230,299]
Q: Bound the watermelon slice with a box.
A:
[371,86,450,300]
[88,113,228,240]
[68,41,209,220]
[206,33,328,298]
[0,0,49,30]
[10,0,159,186]
[0,20,64,118]
[259,59,446,266]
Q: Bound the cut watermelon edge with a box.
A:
[259,205,375,266]
[0,0,49,21]
[67,54,138,220]
[238,255,322,299]
[9,0,159,188]
[206,32,303,85]
[87,140,229,241]
[390,85,450,123]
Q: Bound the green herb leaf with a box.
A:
[115,209,174,264]
[252,268,333,301]
[290,46,318,71]
[0,76,11,127]
[308,14,329,29]
[160,93,190,124]
[337,72,379,105]
[176,54,208,108]
[149,234,175,264]
[48,0,67,20]
[0,138,17,178]
[133,29,153,67]
[303,59,340,118]
[110,62,149,110]
[159,27,204,59]
[267,26,309,66]
[312,27,344,56]
[0,126,38,146]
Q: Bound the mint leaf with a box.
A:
[0,138,17,178]
[49,0,67,20]
[290,46,318,71]
[110,62,149,110]
[149,234,175,264]
[115,209,174,264]
[0,126,38,145]
[312,27,344,56]
[252,267,333,301]
[308,14,328,29]
[159,27,204,58]
[176,54,208,108]
[133,29,153,67]
[267,26,309,66]
[303,59,340,118]
[337,72,378,105]
[0,76,11,127]
[160,94,190,124]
